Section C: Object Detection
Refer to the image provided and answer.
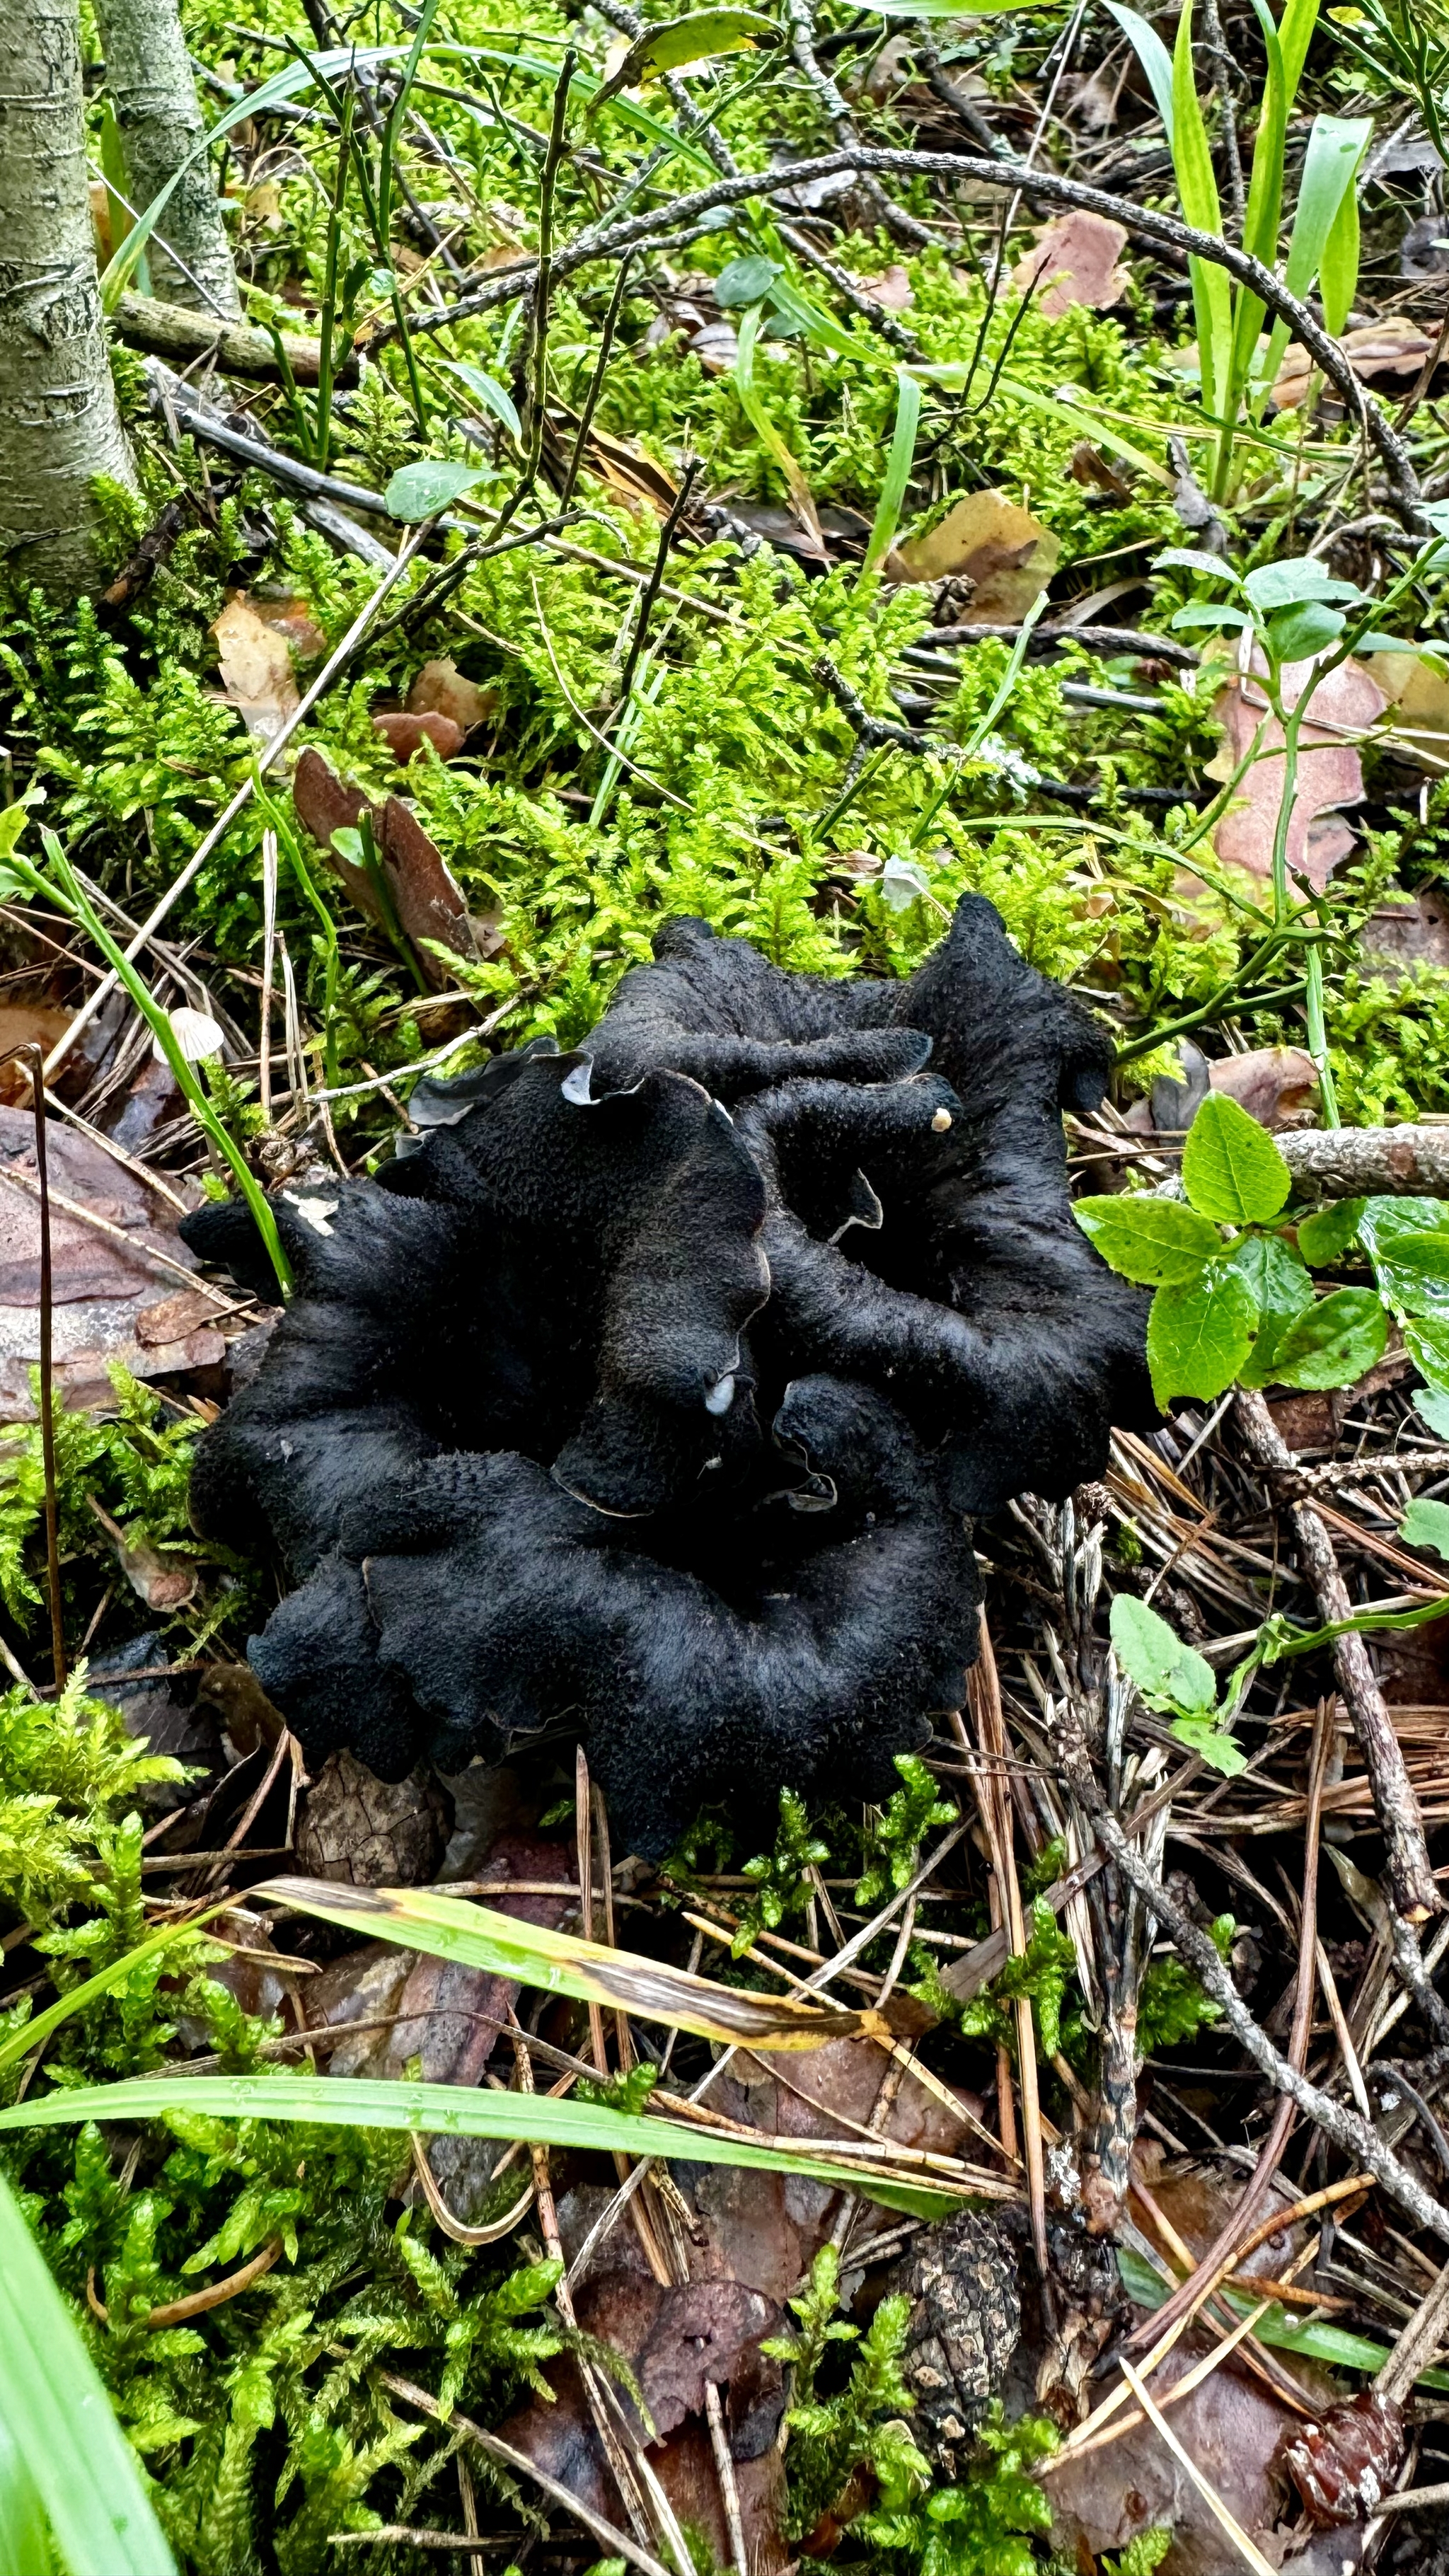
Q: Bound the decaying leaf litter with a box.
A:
[9,0,1449,2563]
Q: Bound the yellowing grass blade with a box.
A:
[255,1876,927,2050]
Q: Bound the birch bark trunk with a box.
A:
[0,0,141,596]
[95,0,241,316]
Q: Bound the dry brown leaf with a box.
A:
[371,708,466,764]
[1360,886,1449,975]
[1207,652,1387,890]
[855,262,916,313]
[1012,211,1129,318]
[1369,648,1449,773]
[1208,1047,1320,1132]
[407,657,495,735]
[891,490,1061,621]
[135,1289,223,1346]
[291,748,483,989]
[115,1532,200,1613]
[0,1005,72,1101]
[246,591,326,661]
[212,595,300,741]
[1270,315,1436,410]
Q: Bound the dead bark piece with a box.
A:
[290,747,481,988]
[113,289,343,384]
[884,2210,1020,2478]
[1235,1390,1439,1924]
[294,1748,453,1886]
[1279,1125,1449,1199]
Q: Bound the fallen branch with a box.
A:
[1281,1125,1449,1199]
[418,144,1426,531]
[1090,1807,1449,2243]
[115,288,348,385]
[1236,1388,1441,1925]
[909,620,1200,671]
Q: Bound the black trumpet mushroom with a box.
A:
[182,894,1151,1857]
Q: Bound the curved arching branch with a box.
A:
[420,146,1425,531]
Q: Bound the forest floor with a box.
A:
[7,0,1449,2568]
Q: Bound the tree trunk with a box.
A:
[0,0,140,598]
[95,0,241,317]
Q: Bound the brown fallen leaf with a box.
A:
[1208,1047,1320,1132]
[1207,652,1387,890]
[212,594,300,741]
[1369,648,1449,773]
[0,1104,212,1416]
[855,262,916,313]
[0,1005,72,1100]
[291,747,487,989]
[134,1289,224,1347]
[890,490,1061,623]
[1360,886,1449,974]
[1270,315,1436,410]
[495,2032,970,2576]
[245,591,326,662]
[1070,440,1133,499]
[1012,211,1128,318]
[408,657,495,736]
[372,708,466,765]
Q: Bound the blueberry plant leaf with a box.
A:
[1400,1496,1449,1560]
[1230,1232,1313,1387]
[1109,1594,1218,1720]
[1358,1198,1449,1315]
[1169,1714,1249,1774]
[1073,1195,1223,1286]
[1296,1198,1366,1266]
[1268,1288,1387,1391]
[1181,1092,1292,1225]
[1146,1261,1259,1406]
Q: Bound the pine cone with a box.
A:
[295,1749,452,1885]
[886,2210,1020,2475]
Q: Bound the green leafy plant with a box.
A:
[1109,1590,1249,1772]
[763,2246,930,2544]
[858,2402,1063,2576]
[855,1756,959,1910]
[1077,1091,1388,1409]
[734,1787,831,1957]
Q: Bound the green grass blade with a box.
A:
[0,2410,52,2576]
[0,2172,176,2576]
[0,1900,229,2077]
[733,305,823,545]
[862,369,923,577]
[1276,0,1322,102]
[0,2077,976,2221]
[1103,1,1176,139]
[1171,0,1230,417]
[1117,2243,1449,2390]
[1261,113,1372,387]
[255,1876,915,2051]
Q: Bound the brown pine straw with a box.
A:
[964,1610,1049,2282]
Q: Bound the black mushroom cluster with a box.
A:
[182,895,1152,1857]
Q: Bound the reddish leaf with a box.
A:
[1282,2391,1406,2528]
[1208,654,1388,890]
[1012,212,1129,317]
